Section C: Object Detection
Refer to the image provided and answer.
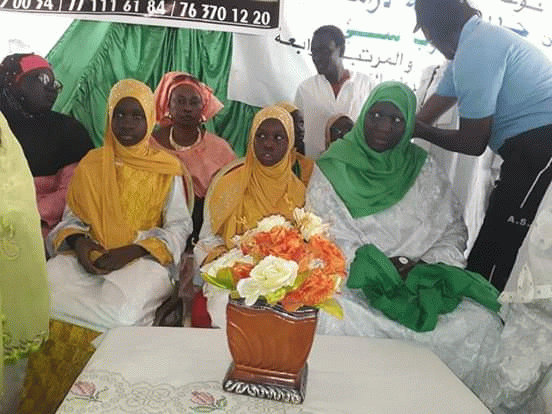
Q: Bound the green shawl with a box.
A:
[0,112,49,389]
[348,244,500,332]
[317,81,427,218]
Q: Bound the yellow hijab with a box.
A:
[66,79,183,248]
[209,106,306,246]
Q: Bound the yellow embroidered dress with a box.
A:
[46,80,192,332]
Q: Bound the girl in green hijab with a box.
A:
[0,112,49,412]
[317,81,427,217]
[306,82,501,396]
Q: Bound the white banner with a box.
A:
[228,0,551,107]
[0,0,282,35]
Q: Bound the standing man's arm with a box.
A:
[414,116,492,156]
[417,94,458,125]
[415,58,493,156]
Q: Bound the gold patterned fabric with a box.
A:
[58,79,183,262]
[208,106,306,247]
[292,152,315,187]
[0,112,49,391]
[20,320,100,414]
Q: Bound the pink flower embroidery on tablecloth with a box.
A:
[190,390,227,412]
[69,380,105,402]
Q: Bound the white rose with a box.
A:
[200,248,255,278]
[237,255,298,306]
[240,215,292,242]
[256,215,291,233]
[293,208,328,240]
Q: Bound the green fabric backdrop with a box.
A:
[47,20,259,156]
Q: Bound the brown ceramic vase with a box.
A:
[222,298,318,404]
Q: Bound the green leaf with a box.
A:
[292,271,309,289]
[201,271,233,290]
[215,397,228,408]
[216,268,236,289]
[265,287,287,304]
[318,298,344,319]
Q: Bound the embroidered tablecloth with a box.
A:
[56,327,491,414]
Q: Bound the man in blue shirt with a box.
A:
[414,0,552,290]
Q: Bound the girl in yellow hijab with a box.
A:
[193,106,306,327]
[205,105,305,249]
[46,79,193,332]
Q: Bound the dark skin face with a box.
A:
[311,32,344,84]
[422,25,456,60]
[290,109,305,154]
[169,84,203,128]
[111,97,147,147]
[327,115,354,148]
[364,102,406,152]
[17,68,59,113]
[254,118,289,167]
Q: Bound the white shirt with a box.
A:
[294,71,374,159]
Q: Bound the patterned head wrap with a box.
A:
[154,72,223,127]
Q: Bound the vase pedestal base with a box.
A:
[222,362,308,404]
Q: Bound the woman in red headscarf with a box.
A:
[152,72,236,245]
[0,53,93,241]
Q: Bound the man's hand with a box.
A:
[93,244,148,272]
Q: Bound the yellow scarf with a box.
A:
[66,79,183,249]
[209,106,305,247]
[0,112,49,385]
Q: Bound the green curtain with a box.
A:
[47,20,258,156]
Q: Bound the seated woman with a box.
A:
[277,102,314,186]
[46,79,192,332]
[194,106,305,327]
[325,113,353,149]
[0,53,93,239]
[152,72,236,245]
[307,81,502,395]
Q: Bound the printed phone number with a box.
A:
[176,2,272,26]
[0,0,273,27]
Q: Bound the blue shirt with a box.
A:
[436,16,552,152]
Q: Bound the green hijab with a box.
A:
[317,81,427,218]
[0,112,49,389]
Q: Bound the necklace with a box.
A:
[169,126,201,151]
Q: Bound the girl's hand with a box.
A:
[72,235,108,275]
[94,244,148,272]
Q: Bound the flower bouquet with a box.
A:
[201,208,346,318]
[200,208,346,404]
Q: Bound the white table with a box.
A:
[56,327,491,414]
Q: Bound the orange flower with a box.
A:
[281,271,339,312]
[231,262,255,285]
[307,235,346,276]
[242,227,306,262]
